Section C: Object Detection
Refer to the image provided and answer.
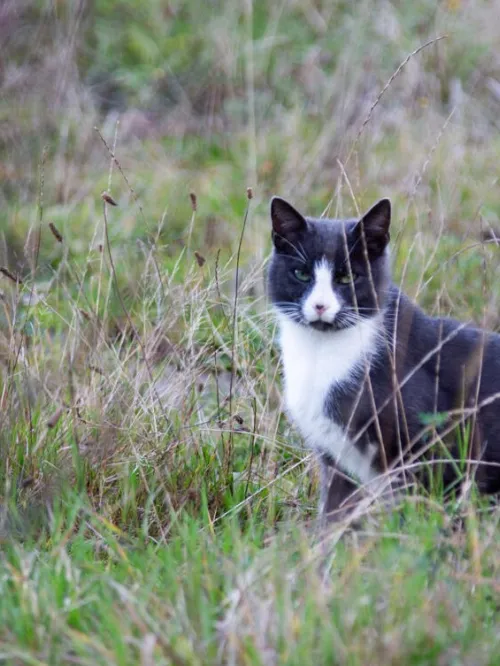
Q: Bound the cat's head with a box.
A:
[268,197,392,331]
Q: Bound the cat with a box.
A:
[268,195,500,523]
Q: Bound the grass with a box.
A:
[2,0,500,663]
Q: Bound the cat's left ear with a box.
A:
[356,198,391,257]
[270,196,307,252]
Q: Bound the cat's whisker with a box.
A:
[297,241,309,264]
[277,237,308,264]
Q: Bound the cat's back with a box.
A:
[392,292,500,412]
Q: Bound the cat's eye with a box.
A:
[336,272,358,284]
[294,269,311,283]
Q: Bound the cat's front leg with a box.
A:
[318,454,361,526]
[321,457,410,529]
[318,454,335,518]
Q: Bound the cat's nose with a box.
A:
[314,304,327,315]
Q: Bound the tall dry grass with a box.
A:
[1,2,500,662]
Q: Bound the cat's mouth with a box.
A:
[309,320,336,331]
[307,314,357,332]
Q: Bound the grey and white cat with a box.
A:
[268,196,500,521]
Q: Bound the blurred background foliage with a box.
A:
[3,0,500,294]
[3,4,500,662]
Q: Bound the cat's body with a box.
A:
[268,196,500,521]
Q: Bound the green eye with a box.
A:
[337,272,357,284]
[294,269,311,283]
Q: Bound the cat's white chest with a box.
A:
[278,315,380,483]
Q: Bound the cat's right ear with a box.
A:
[270,197,307,252]
[356,198,391,258]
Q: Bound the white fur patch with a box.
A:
[278,313,381,485]
[303,260,340,324]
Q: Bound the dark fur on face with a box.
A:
[268,197,392,330]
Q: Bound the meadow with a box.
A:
[2,1,500,663]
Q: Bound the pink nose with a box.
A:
[315,304,326,315]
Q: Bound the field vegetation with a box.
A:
[2,1,500,663]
